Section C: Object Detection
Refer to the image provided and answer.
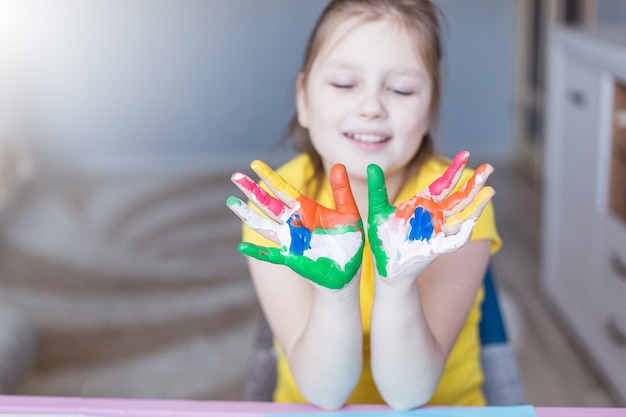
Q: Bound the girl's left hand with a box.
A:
[227,160,364,290]
[367,151,495,282]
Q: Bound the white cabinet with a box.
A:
[542,26,626,404]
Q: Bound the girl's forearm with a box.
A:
[370,278,445,411]
[287,280,363,410]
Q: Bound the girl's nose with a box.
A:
[357,91,387,119]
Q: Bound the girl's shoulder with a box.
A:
[275,153,318,194]
[275,153,313,177]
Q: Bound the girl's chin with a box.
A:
[339,162,371,181]
[324,156,411,181]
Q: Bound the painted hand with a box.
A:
[227,160,364,290]
[367,151,495,280]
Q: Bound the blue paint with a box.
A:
[408,207,433,241]
[287,215,312,255]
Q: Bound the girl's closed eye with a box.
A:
[331,81,356,90]
[389,86,415,96]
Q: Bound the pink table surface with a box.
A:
[0,396,622,416]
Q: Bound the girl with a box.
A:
[227,0,500,411]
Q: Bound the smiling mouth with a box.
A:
[345,132,391,144]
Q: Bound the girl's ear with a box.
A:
[295,73,309,128]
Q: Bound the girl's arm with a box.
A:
[247,257,363,409]
[370,240,491,410]
[367,151,495,410]
[227,161,364,409]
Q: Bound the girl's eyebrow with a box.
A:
[388,67,429,79]
[323,61,428,79]
[322,60,359,70]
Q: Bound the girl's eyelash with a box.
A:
[390,88,414,96]
[331,82,355,89]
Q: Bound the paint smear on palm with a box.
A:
[250,160,362,269]
[376,218,476,278]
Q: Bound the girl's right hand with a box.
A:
[367,151,494,283]
[227,160,364,290]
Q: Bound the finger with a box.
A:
[443,186,495,234]
[226,196,282,244]
[329,164,360,220]
[238,243,288,266]
[428,150,469,201]
[367,164,394,220]
[231,171,291,221]
[439,163,494,215]
[435,219,474,254]
[251,160,301,212]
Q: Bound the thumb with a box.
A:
[238,243,287,266]
[367,164,394,220]
[330,164,360,220]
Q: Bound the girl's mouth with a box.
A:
[344,132,391,144]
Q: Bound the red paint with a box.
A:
[428,150,469,197]
[232,172,286,217]
[439,163,492,212]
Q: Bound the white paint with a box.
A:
[378,218,476,278]
[303,231,363,270]
[231,198,362,269]
[228,200,289,246]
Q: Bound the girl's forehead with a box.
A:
[313,17,427,71]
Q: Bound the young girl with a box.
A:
[227,0,500,411]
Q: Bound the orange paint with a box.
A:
[439,163,493,212]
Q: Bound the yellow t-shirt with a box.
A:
[242,153,502,406]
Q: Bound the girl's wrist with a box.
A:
[374,271,420,300]
[314,274,361,305]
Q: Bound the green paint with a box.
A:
[238,222,364,290]
[313,224,361,235]
[226,195,244,208]
[366,164,395,278]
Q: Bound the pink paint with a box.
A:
[232,172,286,217]
[428,151,469,197]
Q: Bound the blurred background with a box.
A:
[0,0,625,407]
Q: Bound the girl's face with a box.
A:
[297,17,433,181]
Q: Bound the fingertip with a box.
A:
[238,242,257,257]
[367,163,382,175]
[330,163,352,189]
[330,163,347,180]
[367,164,385,185]
[476,163,494,176]
[226,195,242,207]
[480,186,496,199]
[454,150,470,164]
[250,160,272,176]
[231,171,246,183]
[473,186,496,209]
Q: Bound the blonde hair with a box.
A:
[286,0,444,193]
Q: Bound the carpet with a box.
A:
[0,160,262,400]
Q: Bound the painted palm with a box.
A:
[227,160,364,290]
[368,151,495,279]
